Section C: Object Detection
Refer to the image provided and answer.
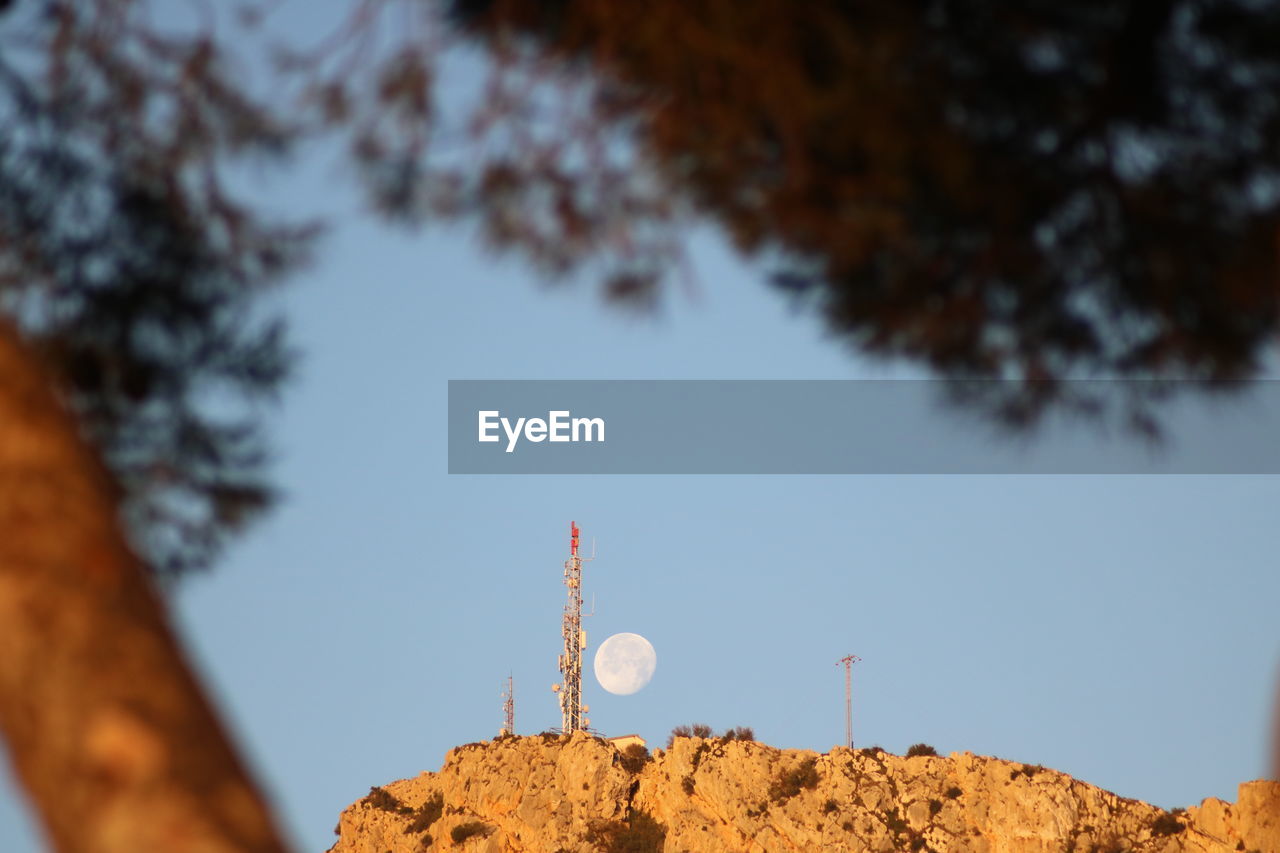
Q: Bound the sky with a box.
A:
[2,6,1280,852]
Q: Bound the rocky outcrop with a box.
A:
[329,732,1279,853]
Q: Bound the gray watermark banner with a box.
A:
[447,380,1280,474]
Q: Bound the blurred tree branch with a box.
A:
[0,316,289,852]
[6,1,1280,849]
[0,2,307,848]
[290,0,1280,430]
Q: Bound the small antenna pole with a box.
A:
[500,674,515,737]
[838,654,862,748]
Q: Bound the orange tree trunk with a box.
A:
[0,320,291,853]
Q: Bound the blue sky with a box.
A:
[2,8,1279,852]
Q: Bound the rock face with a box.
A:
[329,732,1279,853]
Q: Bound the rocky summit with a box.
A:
[329,732,1279,853]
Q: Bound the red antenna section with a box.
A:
[570,521,580,556]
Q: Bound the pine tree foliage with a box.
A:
[0,1,313,575]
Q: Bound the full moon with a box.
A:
[593,633,657,696]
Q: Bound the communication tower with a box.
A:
[500,675,514,736]
[838,654,862,748]
[552,521,593,733]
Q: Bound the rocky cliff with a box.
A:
[329,732,1279,853]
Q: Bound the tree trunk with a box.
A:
[0,320,291,853]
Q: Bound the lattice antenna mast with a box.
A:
[838,654,862,748]
[553,521,594,733]
[500,675,514,737]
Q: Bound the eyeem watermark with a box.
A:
[451,380,1280,473]
[478,410,606,453]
